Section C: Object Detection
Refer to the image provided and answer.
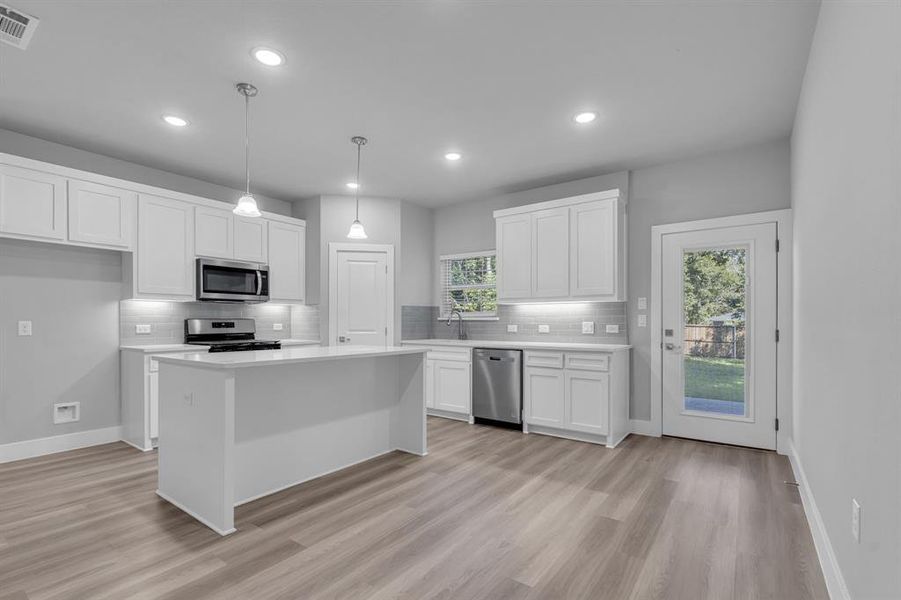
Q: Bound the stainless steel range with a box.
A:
[185,318,281,353]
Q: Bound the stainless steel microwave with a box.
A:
[196,258,269,303]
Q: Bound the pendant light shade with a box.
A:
[234,83,262,218]
[346,136,368,239]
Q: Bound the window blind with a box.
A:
[439,251,497,318]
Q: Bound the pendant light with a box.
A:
[233,83,262,217]
[346,136,368,239]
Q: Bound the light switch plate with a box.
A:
[581,321,595,334]
[606,324,620,334]
[135,324,151,335]
[17,320,32,336]
[637,314,648,328]
[538,324,550,334]
[638,297,647,310]
[273,323,284,331]
[506,324,518,333]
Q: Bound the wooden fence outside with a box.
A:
[684,324,746,359]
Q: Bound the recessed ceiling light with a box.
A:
[252,47,286,67]
[162,115,189,127]
[573,112,597,124]
[444,152,462,161]
[346,182,359,190]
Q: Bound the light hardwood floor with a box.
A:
[0,418,827,599]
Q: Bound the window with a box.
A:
[439,251,497,319]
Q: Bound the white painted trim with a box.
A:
[0,426,123,464]
[630,418,657,436]
[327,242,396,346]
[426,408,471,422]
[786,439,850,600]
[120,438,155,453]
[439,250,496,261]
[649,209,793,452]
[155,490,237,536]
[493,188,621,218]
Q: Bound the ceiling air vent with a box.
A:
[0,3,39,49]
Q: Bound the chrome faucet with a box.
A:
[446,308,466,340]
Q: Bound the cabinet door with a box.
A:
[195,205,234,259]
[149,372,159,439]
[425,359,436,409]
[564,369,609,435]
[268,221,305,302]
[496,214,532,299]
[525,367,564,427]
[137,194,195,297]
[0,164,67,240]
[234,216,268,263]
[433,359,471,414]
[67,180,135,248]
[532,207,569,298]
[570,199,616,297]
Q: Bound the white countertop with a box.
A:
[401,338,632,352]
[156,345,427,369]
[120,339,320,353]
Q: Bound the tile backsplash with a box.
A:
[402,302,628,344]
[120,300,320,345]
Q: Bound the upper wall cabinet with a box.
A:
[136,194,195,299]
[0,164,67,241]
[67,180,136,249]
[195,205,234,259]
[494,189,626,303]
[268,220,305,302]
[234,216,268,263]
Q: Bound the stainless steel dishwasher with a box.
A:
[472,348,522,426]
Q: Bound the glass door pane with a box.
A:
[681,247,747,417]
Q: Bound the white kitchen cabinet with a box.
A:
[194,205,234,259]
[136,194,195,298]
[0,164,67,241]
[67,180,135,249]
[494,189,626,302]
[425,360,436,409]
[432,359,471,415]
[525,367,565,427]
[234,216,268,263]
[564,369,609,435]
[496,214,532,300]
[532,207,570,298]
[148,371,160,439]
[268,220,306,302]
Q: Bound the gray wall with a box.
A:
[0,239,121,444]
[400,202,435,307]
[628,137,791,419]
[791,2,900,597]
[0,128,293,216]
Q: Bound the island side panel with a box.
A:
[392,352,427,456]
[232,355,424,505]
[157,363,236,535]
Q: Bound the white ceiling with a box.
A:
[0,1,819,207]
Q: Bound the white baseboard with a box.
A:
[630,419,658,436]
[156,489,236,536]
[0,426,123,464]
[786,439,850,600]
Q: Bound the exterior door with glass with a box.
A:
[661,223,777,450]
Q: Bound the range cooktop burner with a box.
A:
[184,318,281,353]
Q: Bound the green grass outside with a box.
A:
[684,356,745,403]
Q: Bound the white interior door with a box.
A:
[334,249,389,346]
[661,223,777,450]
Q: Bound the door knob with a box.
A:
[665,343,681,351]
[338,335,351,343]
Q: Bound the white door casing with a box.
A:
[329,243,395,346]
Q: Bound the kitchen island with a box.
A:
[154,345,428,535]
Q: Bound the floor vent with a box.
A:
[0,3,39,49]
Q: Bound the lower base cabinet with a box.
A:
[525,367,565,427]
[431,359,471,414]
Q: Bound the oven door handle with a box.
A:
[256,271,262,295]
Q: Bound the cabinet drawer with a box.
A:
[525,351,564,369]
[426,347,472,363]
[564,353,609,371]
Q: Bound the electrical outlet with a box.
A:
[538,324,550,334]
[53,402,80,424]
[637,314,647,328]
[506,324,518,333]
[638,297,647,310]
[135,324,152,335]
[581,321,595,334]
[17,320,32,336]
[606,324,620,334]
[852,498,861,542]
[273,323,284,331]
